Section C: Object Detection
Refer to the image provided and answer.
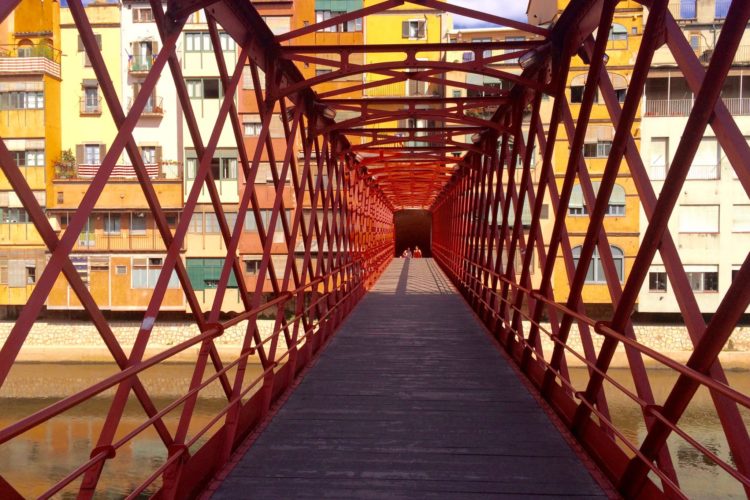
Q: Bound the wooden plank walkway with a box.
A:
[212,259,607,499]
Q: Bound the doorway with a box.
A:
[394,209,432,257]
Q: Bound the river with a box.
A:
[0,363,748,498]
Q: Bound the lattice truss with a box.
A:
[433,0,750,497]
[0,0,748,497]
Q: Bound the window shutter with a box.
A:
[151,41,158,55]
[99,144,107,162]
[570,184,584,209]
[76,144,84,164]
[156,146,162,163]
[402,21,409,38]
[132,42,140,57]
[77,35,84,51]
[417,21,426,38]
[95,34,102,50]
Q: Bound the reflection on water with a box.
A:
[1,364,749,497]
[569,368,750,499]
[0,363,262,498]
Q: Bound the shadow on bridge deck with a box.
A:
[209,259,608,498]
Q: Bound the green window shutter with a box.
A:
[186,258,205,291]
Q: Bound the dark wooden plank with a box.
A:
[212,259,607,499]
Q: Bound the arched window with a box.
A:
[572,245,624,283]
[608,24,628,49]
[16,38,33,57]
[568,183,626,216]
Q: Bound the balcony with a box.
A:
[54,161,181,180]
[128,96,164,117]
[128,56,154,74]
[645,97,750,117]
[80,97,102,116]
[71,229,183,252]
[0,44,61,78]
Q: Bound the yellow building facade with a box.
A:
[0,0,61,311]
[529,0,643,307]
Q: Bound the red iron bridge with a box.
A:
[1,0,750,498]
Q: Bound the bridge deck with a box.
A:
[212,259,607,498]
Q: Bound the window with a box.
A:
[185,32,235,52]
[732,205,750,232]
[221,158,237,180]
[572,245,624,283]
[688,138,719,180]
[104,213,121,234]
[204,212,220,233]
[14,150,45,167]
[84,144,101,164]
[649,271,667,292]
[116,265,127,275]
[650,137,669,180]
[244,122,262,136]
[678,205,719,233]
[0,208,30,223]
[608,24,628,49]
[188,212,203,233]
[141,146,156,164]
[245,257,261,275]
[132,257,179,288]
[452,90,461,98]
[583,141,611,158]
[471,38,492,59]
[131,213,147,235]
[686,266,718,292]
[0,91,44,110]
[315,10,361,32]
[186,78,222,99]
[133,7,154,23]
[186,158,197,179]
[402,20,426,39]
[680,0,697,19]
[245,209,291,232]
[204,79,220,99]
[732,266,741,282]
[83,86,99,113]
[715,0,730,19]
[26,265,35,285]
[689,34,701,52]
[568,183,625,216]
[186,258,238,290]
[316,68,333,77]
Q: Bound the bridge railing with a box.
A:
[0,0,394,497]
[432,0,750,497]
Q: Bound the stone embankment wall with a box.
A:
[0,320,748,368]
[0,319,287,363]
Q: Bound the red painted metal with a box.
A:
[1,0,749,497]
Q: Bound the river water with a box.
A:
[0,363,748,498]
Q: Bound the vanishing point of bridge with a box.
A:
[1,0,750,498]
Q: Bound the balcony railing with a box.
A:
[645,97,750,117]
[54,162,181,180]
[128,56,155,73]
[687,164,719,180]
[0,44,61,63]
[80,97,102,115]
[72,230,182,252]
[0,44,61,78]
[128,96,164,116]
